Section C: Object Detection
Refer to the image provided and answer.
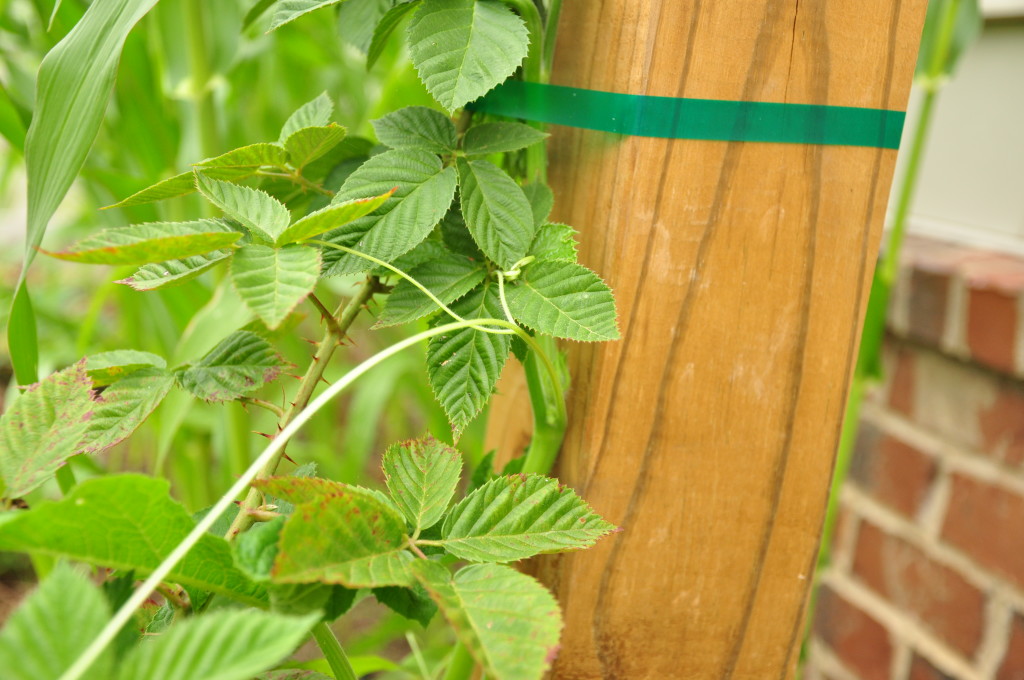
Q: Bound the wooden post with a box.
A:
[484,2,928,678]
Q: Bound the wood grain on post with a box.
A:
[484,2,928,678]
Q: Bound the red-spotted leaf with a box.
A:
[85,349,166,386]
[255,477,414,588]
[176,330,286,402]
[0,360,97,497]
[41,220,241,265]
[77,368,175,454]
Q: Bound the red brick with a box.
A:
[907,269,949,348]
[966,288,1017,374]
[942,474,1024,588]
[888,344,916,417]
[814,585,893,680]
[909,655,954,680]
[849,422,937,518]
[978,380,1024,467]
[998,614,1024,680]
[852,521,985,657]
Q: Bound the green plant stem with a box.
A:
[311,622,358,680]
[226,278,380,540]
[184,0,219,157]
[880,0,960,287]
[520,334,567,475]
[503,0,548,182]
[443,645,476,680]
[543,0,562,73]
[61,318,516,680]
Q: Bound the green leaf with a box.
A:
[440,205,485,260]
[916,0,982,79]
[372,106,456,154]
[367,0,422,69]
[407,0,529,113]
[0,360,97,498]
[0,475,269,606]
[277,190,394,245]
[463,122,548,156]
[77,368,175,454]
[456,158,534,269]
[506,261,619,342]
[235,516,286,582]
[116,609,319,680]
[176,330,286,402]
[522,181,554,230]
[280,92,334,142]
[106,167,257,209]
[119,250,234,291]
[196,173,292,244]
[284,124,348,170]
[413,561,562,680]
[382,436,463,532]
[373,584,438,627]
[441,474,616,562]
[85,349,167,386]
[231,244,321,329]
[259,672,333,680]
[268,0,346,32]
[528,223,578,263]
[338,0,394,52]
[256,477,414,587]
[42,220,241,265]
[369,237,449,277]
[196,142,291,171]
[426,281,510,440]
[244,0,279,29]
[324,149,457,275]
[376,252,487,327]
[21,0,161,280]
[0,564,113,680]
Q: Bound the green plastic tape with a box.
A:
[469,81,905,149]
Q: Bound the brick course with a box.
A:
[805,236,1024,680]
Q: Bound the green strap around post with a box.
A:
[469,80,905,149]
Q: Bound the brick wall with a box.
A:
[804,235,1024,680]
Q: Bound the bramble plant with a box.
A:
[0,1,621,679]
